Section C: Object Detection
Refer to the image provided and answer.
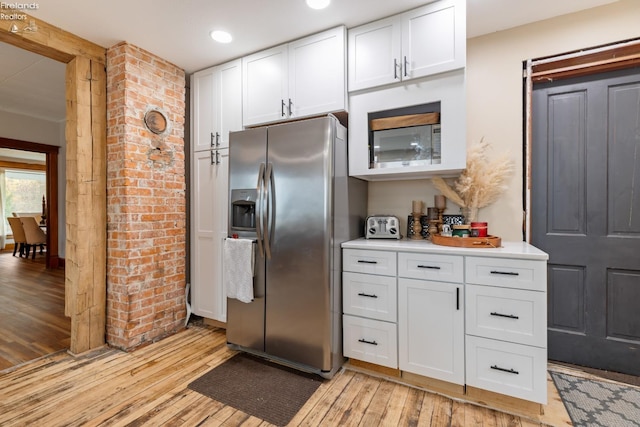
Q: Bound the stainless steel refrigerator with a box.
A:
[226,115,366,378]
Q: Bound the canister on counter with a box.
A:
[452,224,470,237]
[470,222,488,237]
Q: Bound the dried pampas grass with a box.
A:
[431,138,514,215]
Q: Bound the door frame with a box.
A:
[0,137,59,268]
[523,38,640,239]
[1,10,107,355]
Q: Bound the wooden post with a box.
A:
[65,57,107,353]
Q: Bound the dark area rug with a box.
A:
[550,371,640,427]
[188,352,324,426]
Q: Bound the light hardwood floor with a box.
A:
[0,324,572,427]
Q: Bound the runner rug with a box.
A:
[550,371,640,427]
[188,352,323,426]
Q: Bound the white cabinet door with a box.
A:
[343,314,398,369]
[191,68,216,152]
[217,60,242,149]
[398,277,464,384]
[348,0,465,92]
[193,60,242,151]
[191,149,228,322]
[466,335,548,404]
[348,16,401,92]
[242,45,288,127]
[402,0,465,80]
[289,26,346,119]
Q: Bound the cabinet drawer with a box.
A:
[466,285,546,347]
[343,272,397,322]
[343,249,397,276]
[343,314,397,369]
[465,335,547,404]
[398,252,463,283]
[465,257,546,291]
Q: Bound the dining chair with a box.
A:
[7,217,27,257]
[20,216,47,259]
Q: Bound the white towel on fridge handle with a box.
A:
[223,238,255,303]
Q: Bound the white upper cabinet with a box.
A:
[242,45,288,127]
[217,60,243,148]
[348,0,465,92]
[192,59,242,151]
[192,68,216,152]
[243,26,346,127]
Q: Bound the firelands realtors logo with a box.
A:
[1,2,39,21]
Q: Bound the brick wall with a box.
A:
[106,42,187,350]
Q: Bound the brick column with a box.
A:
[106,42,186,350]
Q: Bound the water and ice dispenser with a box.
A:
[230,189,257,231]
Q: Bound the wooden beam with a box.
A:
[0,160,46,171]
[0,7,105,64]
[370,112,440,131]
[65,56,107,354]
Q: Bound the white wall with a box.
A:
[367,0,640,242]
[0,110,67,256]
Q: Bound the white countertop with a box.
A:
[342,238,549,261]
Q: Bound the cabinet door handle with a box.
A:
[210,151,215,165]
[288,98,293,116]
[393,58,399,80]
[490,312,519,319]
[357,260,377,264]
[358,338,378,346]
[490,270,519,276]
[216,151,220,165]
[404,56,409,77]
[456,287,460,310]
[281,99,286,117]
[210,132,215,148]
[357,292,378,299]
[215,132,220,146]
[417,265,440,270]
[491,365,519,375]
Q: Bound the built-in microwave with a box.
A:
[369,113,441,169]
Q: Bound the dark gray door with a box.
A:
[531,68,640,375]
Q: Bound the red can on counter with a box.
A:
[470,222,488,237]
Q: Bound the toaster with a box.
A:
[365,215,401,239]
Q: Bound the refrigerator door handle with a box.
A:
[264,162,274,260]
[255,162,265,258]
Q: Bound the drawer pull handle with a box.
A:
[490,312,519,320]
[417,265,441,270]
[357,292,378,299]
[490,270,519,276]
[358,338,378,346]
[357,260,378,264]
[490,365,519,375]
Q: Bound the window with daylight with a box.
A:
[1,169,46,234]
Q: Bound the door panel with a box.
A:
[264,117,333,371]
[532,68,640,375]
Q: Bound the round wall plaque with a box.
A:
[144,109,168,135]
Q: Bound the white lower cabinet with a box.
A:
[342,249,397,369]
[343,314,398,368]
[464,256,548,404]
[398,277,464,384]
[191,149,229,322]
[341,241,549,405]
[465,335,547,403]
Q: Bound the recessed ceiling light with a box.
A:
[210,30,232,43]
[306,0,330,10]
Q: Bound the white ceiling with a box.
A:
[0,0,619,124]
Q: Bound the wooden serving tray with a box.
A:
[431,234,502,248]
